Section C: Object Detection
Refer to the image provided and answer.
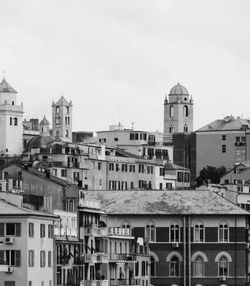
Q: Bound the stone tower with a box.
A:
[52,96,72,142]
[39,115,50,136]
[0,77,24,155]
[163,83,194,134]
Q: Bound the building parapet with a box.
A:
[108,227,131,237]
[0,104,24,113]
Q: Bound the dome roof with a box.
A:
[40,115,50,126]
[169,83,189,96]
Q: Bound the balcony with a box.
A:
[0,262,13,273]
[82,253,108,264]
[110,278,141,286]
[109,253,136,263]
[81,280,108,286]
[108,227,131,237]
[84,224,108,237]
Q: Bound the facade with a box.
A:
[78,198,150,286]
[52,96,73,142]
[0,78,24,155]
[96,127,173,162]
[2,164,79,212]
[0,198,57,286]
[163,83,194,135]
[84,190,250,286]
[195,116,250,177]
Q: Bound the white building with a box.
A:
[0,78,24,155]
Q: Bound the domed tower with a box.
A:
[39,115,50,136]
[0,77,24,155]
[52,96,72,142]
[163,83,194,134]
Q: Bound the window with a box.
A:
[222,145,226,153]
[56,106,59,113]
[61,169,67,177]
[109,163,114,171]
[10,117,12,125]
[40,224,45,238]
[12,101,14,105]
[193,256,204,277]
[194,224,204,242]
[5,223,21,236]
[218,256,229,277]
[170,256,180,277]
[151,256,156,276]
[48,251,52,267]
[66,130,69,137]
[40,251,46,267]
[14,118,18,126]
[169,126,173,133]
[184,125,188,132]
[48,225,53,238]
[183,105,188,117]
[184,172,190,182]
[98,162,102,170]
[28,250,34,267]
[219,224,229,242]
[29,223,34,237]
[170,224,180,242]
[170,105,174,117]
[159,168,164,176]
[222,135,226,140]
[177,172,183,182]
[145,224,155,242]
[2,250,21,266]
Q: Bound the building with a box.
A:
[195,115,250,177]
[83,190,250,286]
[78,197,150,286]
[163,83,194,134]
[0,197,57,286]
[52,96,73,142]
[96,125,173,162]
[0,77,24,156]
[2,164,79,212]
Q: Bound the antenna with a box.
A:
[130,121,135,130]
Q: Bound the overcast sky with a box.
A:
[1,0,250,132]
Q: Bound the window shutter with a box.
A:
[15,223,21,237]
[0,223,4,236]
[16,250,21,267]
[0,250,4,264]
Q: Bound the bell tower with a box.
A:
[163,83,194,134]
[52,96,72,142]
[0,77,24,155]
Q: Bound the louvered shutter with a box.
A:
[15,250,21,266]
[15,223,21,237]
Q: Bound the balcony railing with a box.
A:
[81,280,108,286]
[82,253,108,264]
[108,227,131,237]
[109,278,141,286]
[109,253,136,262]
[84,224,108,237]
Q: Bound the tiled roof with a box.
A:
[197,116,250,132]
[54,96,70,106]
[83,190,248,215]
[164,162,189,171]
[0,78,17,93]
[0,199,57,218]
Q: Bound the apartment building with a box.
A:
[84,190,250,286]
[78,198,150,286]
[0,198,57,286]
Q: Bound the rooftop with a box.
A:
[0,198,57,218]
[197,116,250,132]
[83,190,248,215]
[169,83,189,96]
[0,78,17,93]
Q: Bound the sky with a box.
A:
[1,0,250,133]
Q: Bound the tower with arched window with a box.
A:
[163,83,194,134]
[52,96,72,142]
[0,77,24,155]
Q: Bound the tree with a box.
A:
[196,165,227,187]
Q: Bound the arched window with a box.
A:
[151,256,156,277]
[219,224,229,242]
[145,224,155,242]
[193,256,204,277]
[218,256,229,277]
[184,125,188,132]
[169,126,174,133]
[170,256,180,277]
[56,106,59,113]
[66,130,69,137]
[194,224,204,242]
[170,224,180,242]
[215,251,232,277]
[183,105,188,117]
[170,105,174,117]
